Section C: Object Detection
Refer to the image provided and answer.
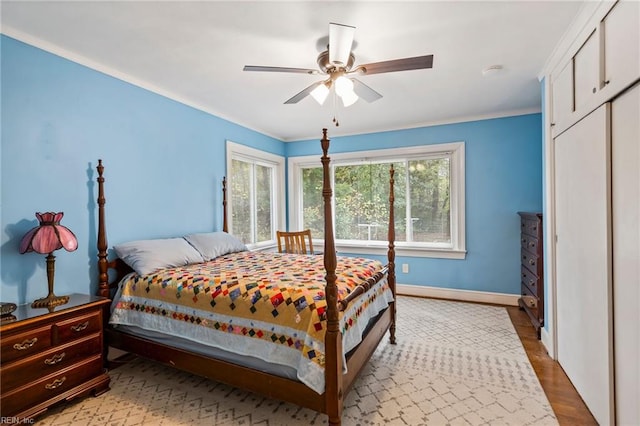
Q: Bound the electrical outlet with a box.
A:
[402,263,409,273]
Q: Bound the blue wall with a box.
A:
[1,35,283,303]
[288,114,543,295]
[1,35,543,305]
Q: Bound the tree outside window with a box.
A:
[227,141,284,247]
[291,142,464,258]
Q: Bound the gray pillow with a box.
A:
[113,238,205,276]
[184,232,247,261]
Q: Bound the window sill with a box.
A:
[335,243,467,259]
[249,241,467,259]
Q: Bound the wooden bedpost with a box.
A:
[321,129,343,425]
[222,176,228,233]
[388,165,397,344]
[97,160,110,299]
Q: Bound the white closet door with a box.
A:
[612,83,640,426]
[554,103,614,426]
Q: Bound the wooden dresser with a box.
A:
[518,212,544,338]
[0,294,110,422]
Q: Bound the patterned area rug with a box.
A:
[39,297,558,425]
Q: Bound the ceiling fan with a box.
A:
[243,23,434,108]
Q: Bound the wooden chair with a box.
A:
[276,229,314,254]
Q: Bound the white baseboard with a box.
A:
[540,327,555,359]
[396,283,520,306]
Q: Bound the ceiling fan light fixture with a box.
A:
[310,82,331,105]
[341,90,359,107]
[334,76,354,97]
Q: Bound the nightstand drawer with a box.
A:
[55,310,102,343]
[1,326,52,363]
[1,333,102,393]
[0,354,104,416]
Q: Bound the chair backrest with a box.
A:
[276,229,314,254]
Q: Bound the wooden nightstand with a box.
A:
[0,294,111,422]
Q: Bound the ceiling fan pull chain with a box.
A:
[332,90,339,126]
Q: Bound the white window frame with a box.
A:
[226,141,285,250]
[288,142,466,259]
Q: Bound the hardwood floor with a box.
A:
[508,306,598,425]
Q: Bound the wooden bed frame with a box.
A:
[96,128,397,425]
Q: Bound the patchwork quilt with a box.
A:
[109,250,394,393]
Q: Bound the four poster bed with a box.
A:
[96,129,397,425]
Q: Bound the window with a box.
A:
[226,141,285,248]
[289,143,465,259]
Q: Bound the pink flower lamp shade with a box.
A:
[20,212,78,308]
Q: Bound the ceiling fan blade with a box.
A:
[329,22,356,66]
[243,65,319,75]
[284,81,323,104]
[355,55,434,75]
[352,78,383,103]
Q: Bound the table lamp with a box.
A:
[19,212,78,308]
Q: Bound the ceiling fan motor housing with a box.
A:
[317,50,355,74]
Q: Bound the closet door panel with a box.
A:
[573,30,600,111]
[551,61,573,128]
[612,83,640,426]
[554,103,613,426]
[603,0,640,95]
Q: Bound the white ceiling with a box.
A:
[1,1,584,141]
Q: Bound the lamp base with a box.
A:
[31,294,70,309]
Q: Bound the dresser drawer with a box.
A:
[521,281,540,309]
[55,310,102,344]
[521,265,540,295]
[0,326,52,364]
[0,354,104,416]
[1,334,102,393]
[521,217,542,238]
[521,233,541,255]
[521,248,543,277]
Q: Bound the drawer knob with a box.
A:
[45,376,66,390]
[529,259,535,266]
[44,352,66,365]
[71,321,89,332]
[13,338,38,351]
[529,242,535,248]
